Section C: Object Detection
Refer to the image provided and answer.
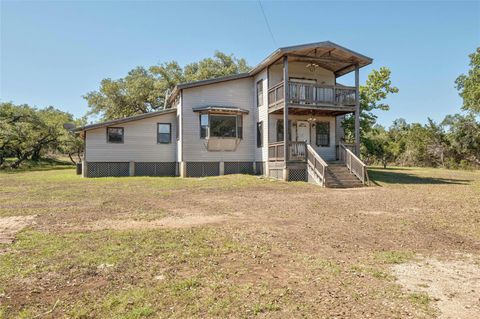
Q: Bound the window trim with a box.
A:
[316,121,330,147]
[157,123,172,144]
[257,121,263,148]
[106,127,124,144]
[200,113,243,139]
[256,79,264,107]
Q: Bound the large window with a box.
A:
[316,122,330,147]
[200,114,243,138]
[257,121,263,147]
[256,80,263,107]
[157,123,171,144]
[107,127,124,143]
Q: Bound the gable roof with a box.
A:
[74,108,176,132]
[168,41,373,103]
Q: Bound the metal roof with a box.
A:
[74,108,176,132]
[192,106,249,114]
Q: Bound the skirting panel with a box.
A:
[224,162,254,175]
[268,168,283,180]
[86,162,129,177]
[135,162,177,177]
[288,168,307,182]
[186,162,220,177]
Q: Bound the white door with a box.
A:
[296,121,310,144]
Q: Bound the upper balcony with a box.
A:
[268,81,357,113]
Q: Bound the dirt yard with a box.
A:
[0,167,479,318]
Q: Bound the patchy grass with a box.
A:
[0,167,479,318]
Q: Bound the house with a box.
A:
[76,41,371,187]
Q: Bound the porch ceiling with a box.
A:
[266,42,373,77]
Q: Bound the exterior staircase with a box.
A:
[325,163,364,188]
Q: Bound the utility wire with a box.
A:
[257,0,277,48]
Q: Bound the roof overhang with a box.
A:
[250,41,373,77]
[192,106,249,115]
[74,108,177,133]
[168,41,373,104]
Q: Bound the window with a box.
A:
[256,80,263,107]
[200,114,243,139]
[107,127,124,143]
[200,114,209,138]
[210,115,237,137]
[316,122,330,147]
[276,120,291,142]
[157,123,171,144]
[257,121,263,147]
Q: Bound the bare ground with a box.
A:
[0,167,479,318]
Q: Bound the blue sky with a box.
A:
[1,0,479,126]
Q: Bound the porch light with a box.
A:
[306,63,321,73]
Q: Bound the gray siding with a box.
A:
[254,69,269,162]
[181,78,255,161]
[85,112,177,162]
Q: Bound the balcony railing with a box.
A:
[268,81,357,109]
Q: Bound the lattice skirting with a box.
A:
[268,168,284,180]
[288,168,307,182]
[86,162,130,177]
[224,162,254,175]
[186,162,220,177]
[135,162,177,177]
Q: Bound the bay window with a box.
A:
[199,114,243,139]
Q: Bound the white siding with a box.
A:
[268,114,337,161]
[181,78,255,161]
[254,69,268,161]
[335,115,345,145]
[85,112,177,162]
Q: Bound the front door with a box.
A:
[296,121,310,144]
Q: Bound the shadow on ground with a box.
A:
[369,168,473,185]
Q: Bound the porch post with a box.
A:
[283,55,289,181]
[354,64,360,156]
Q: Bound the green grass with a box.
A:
[375,251,415,264]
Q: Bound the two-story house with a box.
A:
[76,41,372,187]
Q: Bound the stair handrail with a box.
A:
[306,143,328,187]
[339,142,369,185]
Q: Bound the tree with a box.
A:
[0,103,84,168]
[455,48,480,113]
[343,67,399,143]
[85,51,251,120]
[442,113,480,165]
[362,125,395,168]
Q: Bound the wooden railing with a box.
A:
[267,82,285,107]
[336,143,355,160]
[339,142,369,185]
[306,144,328,187]
[268,142,284,162]
[268,141,307,162]
[268,81,356,108]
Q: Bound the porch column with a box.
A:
[354,64,360,156]
[283,55,289,181]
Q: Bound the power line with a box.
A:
[257,0,277,48]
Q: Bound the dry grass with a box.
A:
[0,167,479,318]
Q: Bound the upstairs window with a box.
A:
[200,114,243,139]
[157,123,171,144]
[256,80,264,107]
[316,122,330,147]
[107,127,124,143]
